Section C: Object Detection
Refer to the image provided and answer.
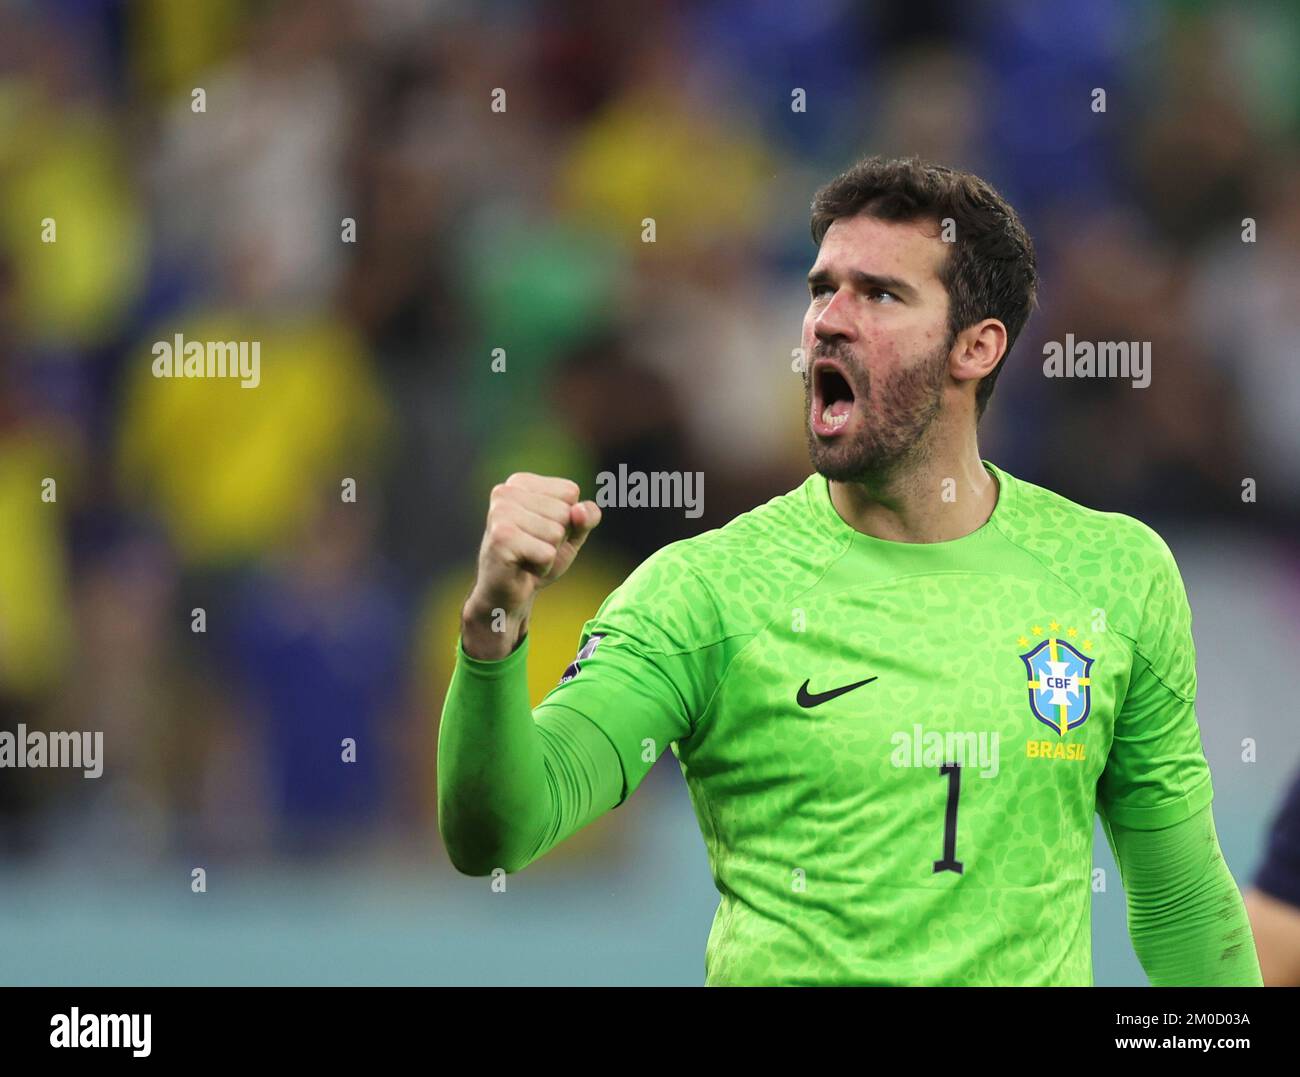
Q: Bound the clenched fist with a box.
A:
[460,472,602,660]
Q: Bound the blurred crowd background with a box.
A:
[1,0,1298,984]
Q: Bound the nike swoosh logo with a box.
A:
[796,677,878,708]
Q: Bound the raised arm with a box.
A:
[439,472,616,875]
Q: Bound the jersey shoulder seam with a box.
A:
[625,481,832,658]
[688,527,858,735]
[989,514,1141,654]
[1127,632,1196,704]
[992,481,1192,699]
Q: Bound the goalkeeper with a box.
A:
[438,156,1262,987]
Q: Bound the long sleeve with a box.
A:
[437,633,624,875]
[1101,802,1263,986]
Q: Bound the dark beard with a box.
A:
[804,335,951,485]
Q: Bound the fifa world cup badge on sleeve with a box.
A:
[559,633,606,684]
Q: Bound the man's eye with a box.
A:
[870,289,898,303]
[810,284,834,298]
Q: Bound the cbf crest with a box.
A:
[1018,623,1094,735]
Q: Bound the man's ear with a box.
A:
[950,319,1007,387]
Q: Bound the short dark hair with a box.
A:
[810,155,1038,419]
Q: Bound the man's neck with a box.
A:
[828,445,998,543]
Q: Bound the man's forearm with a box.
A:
[438,632,549,873]
[437,632,622,875]
[1103,804,1263,986]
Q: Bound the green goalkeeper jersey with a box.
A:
[530,460,1214,986]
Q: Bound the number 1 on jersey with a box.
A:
[933,762,965,875]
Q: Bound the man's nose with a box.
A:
[813,290,857,343]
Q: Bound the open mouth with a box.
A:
[811,358,856,435]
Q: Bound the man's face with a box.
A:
[802,212,955,483]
